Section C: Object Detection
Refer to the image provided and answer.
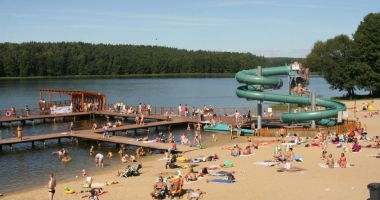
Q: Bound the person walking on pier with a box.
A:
[48,173,56,200]
[70,122,74,134]
[17,125,23,140]
[24,105,30,117]
[178,104,182,116]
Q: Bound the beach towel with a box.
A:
[254,161,278,167]
[209,171,235,176]
[277,166,305,172]
[223,161,234,167]
[209,179,235,183]
[91,183,106,188]
[240,153,255,157]
[207,165,220,170]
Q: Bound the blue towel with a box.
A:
[209,179,235,183]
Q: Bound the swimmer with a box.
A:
[107,151,113,159]
[89,145,94,156]
[118,148,124,158]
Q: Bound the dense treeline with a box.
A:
[0,42,299,77]
[305,13,380,96]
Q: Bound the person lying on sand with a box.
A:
[242,145,252,155]
[81,188,105,199]
[184,168,198,182]
[187,189,206,200]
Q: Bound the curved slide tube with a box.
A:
[235,66,346,126]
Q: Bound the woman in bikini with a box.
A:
[338,153,347,168]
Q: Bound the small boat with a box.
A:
[203,123,253,135]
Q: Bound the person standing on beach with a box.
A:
[95,153,104,168]
[17,125,22,140]
[48,173,56,200]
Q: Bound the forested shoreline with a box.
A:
[305,13,380,96]
[0,42,299,77]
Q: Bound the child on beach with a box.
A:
[338,153,347,168]
[326,154,334,168]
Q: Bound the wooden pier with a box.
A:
[93,118,198,134]
[0,111,169,126]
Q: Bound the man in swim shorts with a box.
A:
[48,173,56,200]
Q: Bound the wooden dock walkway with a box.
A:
[0,111,169,125]
[0,112,93,124]
[0,131,196,152]
[0,119,199,152]
[93,118,199,133]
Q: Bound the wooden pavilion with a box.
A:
[39,89,107,113]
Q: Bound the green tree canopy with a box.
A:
[0,42,301,77]
[305,12,380,97]
[353,12,380,95]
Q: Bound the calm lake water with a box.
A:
[0,76,361,109]
[0,76,366,194]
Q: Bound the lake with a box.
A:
[0,76,364,194]
[0,76,359,110]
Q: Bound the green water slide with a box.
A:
[235,66,346,126]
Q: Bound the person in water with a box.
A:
[89,145,95,156]
[95,153,104,168]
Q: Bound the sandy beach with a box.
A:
[1,99,380,200]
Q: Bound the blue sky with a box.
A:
[0,0,379,57]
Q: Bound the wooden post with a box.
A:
[58,138,61,144]
[10,144,13,150]
[81,93,84,111]
[32,141,35,148]
[0,145,2,151]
